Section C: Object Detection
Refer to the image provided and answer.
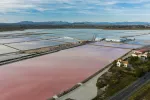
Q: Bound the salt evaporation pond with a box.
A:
[1,29,150,45]
[7,40,65,50]
[0,45,18,55]
[0,43,130,100]
[0,37,38,44]
[0,29,149,99]
[126,34,150,45]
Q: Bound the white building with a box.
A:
[105,36,126,42]
[105,38,121,42]
[53,95,58,99]
[122,61,129,68]
[116,59,122,67]
[95,37,105,41]
[132,49,149,59]
[117,61,121,67]
[116,59,129,67]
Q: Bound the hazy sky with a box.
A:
[1,0,150,22]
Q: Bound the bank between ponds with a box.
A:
[0,41,91,66]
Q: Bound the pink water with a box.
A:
[0,44,130,100]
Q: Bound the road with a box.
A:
[109,72,150,100]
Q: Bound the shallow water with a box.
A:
[0,45,18,54]
[0,44,130,100]
[0,37,37,44]
[91,41,142,49]
[7,40,65,50]
[0,29,150,44]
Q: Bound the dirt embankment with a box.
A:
[20,41,91,54]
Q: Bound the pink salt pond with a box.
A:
[0,44,130,100]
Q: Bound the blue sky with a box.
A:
[1,0,150,22]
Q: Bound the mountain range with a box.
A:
[0,21,150,26]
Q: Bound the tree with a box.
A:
[134,68,145,77]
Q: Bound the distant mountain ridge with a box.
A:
[1,21,150,25]
[0,21,150,32]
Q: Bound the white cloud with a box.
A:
[0,0,150,22]
[0,0,149,14]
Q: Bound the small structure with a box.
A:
[95,37,105,41]
[116,59,122,67]
[132,52,142,58]
[105,36,122,42]
[77,83,83,86]
[117,59,122,62]
[141,53,148,61]
[116,59,128,67]
[133,48,150,54]
[132,48,150,59]
[131,53,139,57]
[105,38,121,42]
[122,61,129,67]
[53,95,58,99]
[106,38,127,42]
[117,61,121,67]
[141,53,148,58]
[120,38,128,42]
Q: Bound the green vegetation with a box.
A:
[94,67,137,100]
[129,81,150,100]
[94,55,150,100]
[104,71,137,97]
[1,24,150,32]
[129,56,150,77]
